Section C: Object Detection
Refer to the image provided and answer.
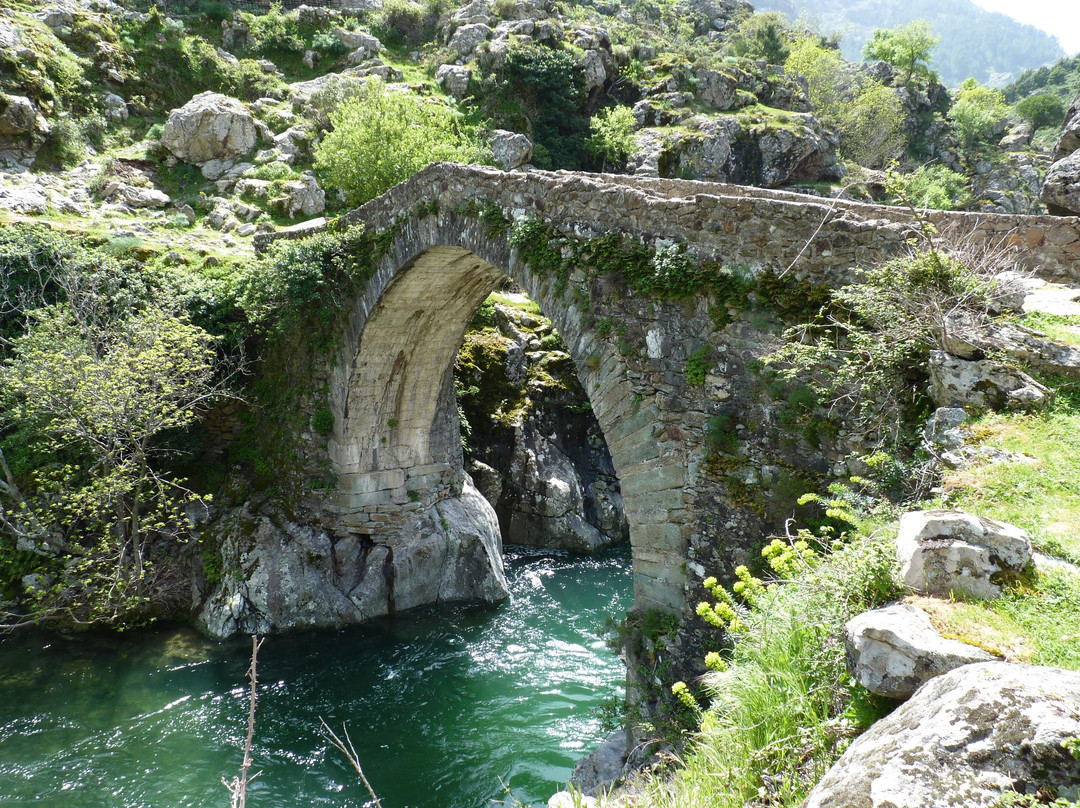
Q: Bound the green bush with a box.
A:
[889,163,969,211]
[949,78,1009,151]
[586,105,639,171]
[245,4,305,55]
[493,44,587,170]
[372,0,446,48]
[731,12,794,65]
[314,78,488,207]
[1015,92,1066,130]
[862,20,939,86]
[311,30,346,57]
[198,0,232,23]
[786,39,905,168]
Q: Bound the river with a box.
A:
[0,544,632,808]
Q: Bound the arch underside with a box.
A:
[326,233,690,614]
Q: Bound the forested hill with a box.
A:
[753,0,1063,87]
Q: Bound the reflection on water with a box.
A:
[0,545,632,808]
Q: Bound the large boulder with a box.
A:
[197,477,507,637]
[1042,89,1080,215]
[161,92,257,166]
[804,663,1080,808]
[448,22,491,60]
[270,170,325,218]
[927,350,1051,412]
[943,313,1080,378]
[489,129,532,169]
[895,509,1033,600]
[0,94,38,137]
[1042,151,1080,217]
[971,153,1044,215]
[629,111,841,187]
[436,64,472,99]
[844,603,994,699]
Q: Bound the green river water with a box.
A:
[0,544,632,808]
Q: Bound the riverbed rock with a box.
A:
[161,92,257,166]
[197,477,508,638]
[895,509,1033,600]
[570,731,627,796]
[844,603,995,699]
[927,350,1051,412]
[804,662,1080,808]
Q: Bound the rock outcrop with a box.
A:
[198,476,508,637]
[927,350,1051,412]
[895,510,1033,600]
[804,663,1080,808]
[630,111,841,187]
[457,303,628,553]
[1042,89,1080,215]
[844,603,994,699]
[161,92,257,167]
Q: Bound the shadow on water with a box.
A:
[0,544,632,808]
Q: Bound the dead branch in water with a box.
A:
[224,635,264,808]
[319,716,384,808]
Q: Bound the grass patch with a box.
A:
[943,407,1080,563]
[1021,311,1080,348]
[487,291,542,315]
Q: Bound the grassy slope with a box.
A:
[619,354,1080,808]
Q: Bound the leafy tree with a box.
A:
[786,39,905,168]
[1015,93,1066,130]
[731,12,794,65]
[586,105,639,171]
[862,21,939,85]
[949,78,1009,151]
[887,163,969,210]
[497,44,587,170]
[1,284,228,628]
[314,78,488,206]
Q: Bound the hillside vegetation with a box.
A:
[754,0,1063,86]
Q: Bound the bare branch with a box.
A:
[319,717,384,808]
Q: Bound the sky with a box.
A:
[969,0,1080,56]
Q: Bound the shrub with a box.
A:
[888,164,969,211]
[586,105,639,171]
[314,78,488,206]
[731,12,794,65]
[246,4,304,55]
[494,44,587,170]
[198,0,232,23]
[311,31,346,58]
[372,0,446,47]
[786,39,905,168]
[1015,92,1066,130]
[949,78,1009,151]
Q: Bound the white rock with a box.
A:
[102,92,128,121]
[448,22,491,59]
[928,350,1051,412]
[844,603,994,699]
[805,663,1080,808]
[489,129,532,170]
[435,64,472,99]
[548,792,598,808]
[161,92,256,166]
[896,509,1033,600]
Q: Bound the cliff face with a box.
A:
[458,301,629,553]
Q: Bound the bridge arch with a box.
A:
[324,206,688,613]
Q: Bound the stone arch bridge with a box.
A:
[221,163,1079,640]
